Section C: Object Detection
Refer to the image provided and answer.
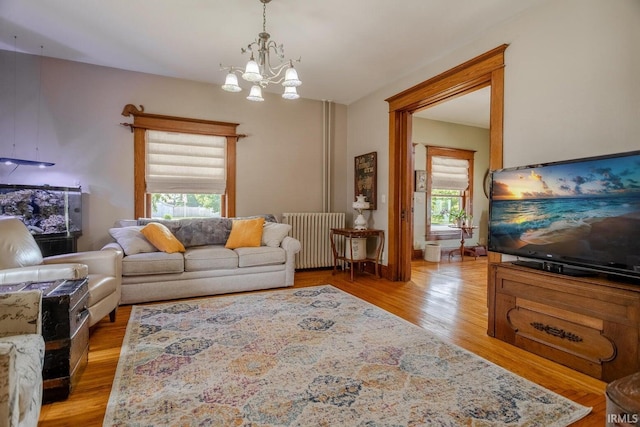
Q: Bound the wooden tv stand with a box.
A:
[488,262,640,382]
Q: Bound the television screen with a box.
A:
[488,150,640,280]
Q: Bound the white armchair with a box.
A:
[0,217,123,327]
[0,290,45,427]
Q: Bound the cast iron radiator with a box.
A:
[282,212,345,269]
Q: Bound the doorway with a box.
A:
[385,45,507,281]
[413,87,491,257]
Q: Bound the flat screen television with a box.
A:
[488,150,640,281]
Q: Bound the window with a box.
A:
[121,104,242,218]
[425,146,475,240]
[146,131,225,219]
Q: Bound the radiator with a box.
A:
[282,212,345,269]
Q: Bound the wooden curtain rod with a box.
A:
[120,104,247,138]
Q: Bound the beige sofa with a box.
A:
[102,216,301,305]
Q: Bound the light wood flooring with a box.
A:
[39,257,607,426]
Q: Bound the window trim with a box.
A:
[425,146,475,240]
[121,104,244,218]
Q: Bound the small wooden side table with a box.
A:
[330,228,384,281]
[448,225,478,261]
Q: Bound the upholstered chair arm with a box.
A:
[44,249,123,278]
[0,264,88,287]
[0,290,42,336]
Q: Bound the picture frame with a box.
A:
[415,170,427,192]
[354,151,377,210]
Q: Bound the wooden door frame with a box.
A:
[385,45,507,281]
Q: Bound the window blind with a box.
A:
[146,130,226,194]
[431,156,469,190]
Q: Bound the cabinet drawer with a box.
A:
[507,304,615,363]
[497,272,640,325]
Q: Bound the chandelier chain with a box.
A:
[263,2,267,33]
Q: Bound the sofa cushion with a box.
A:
[141,223,186,253]
[261,222,292,248]
[225,218,265,249]
[121,252,184,276]
[184,246,238,271]
[109,226,157,255]
[136,215,278,248]
[234,246,286,268]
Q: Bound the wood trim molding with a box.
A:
[386,45,506,281]
[121,104,245,137]
[122,104,242,218]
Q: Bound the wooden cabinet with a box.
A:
[35,234,80,256]
[488,262,640,382]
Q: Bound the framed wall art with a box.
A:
[415,170,427,192]
[354,151,377,210]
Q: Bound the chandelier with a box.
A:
[220,0,301,102]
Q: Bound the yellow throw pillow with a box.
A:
[225,217,265,249]
[140,223,186,253]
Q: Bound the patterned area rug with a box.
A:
[103,285,591,426]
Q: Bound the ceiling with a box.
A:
[414,86,491,129]
[0,0,544,106]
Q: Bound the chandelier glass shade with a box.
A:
[220,0,301,101]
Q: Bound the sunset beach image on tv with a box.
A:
[488,151,640,277]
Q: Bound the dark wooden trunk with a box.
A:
[37,279,90,403]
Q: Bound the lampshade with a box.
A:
[221,73,242,92]
[282,66,301,87]
[352,195,369,230]
[246,85,265,102]
[281,86,300,100]
[242,59,263,82]
[352,194,370,211]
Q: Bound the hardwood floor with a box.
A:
[39,257,607,426]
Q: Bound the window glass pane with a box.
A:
[431,189,462,225]
[150,193,221,219]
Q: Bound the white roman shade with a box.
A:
[146,130,226,194]
[431,156,469,190]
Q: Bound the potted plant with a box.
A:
[448,208,469,227]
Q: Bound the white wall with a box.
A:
[0,54,348,250]
[347,0,640,264]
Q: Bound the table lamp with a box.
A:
[352,194,370,230]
